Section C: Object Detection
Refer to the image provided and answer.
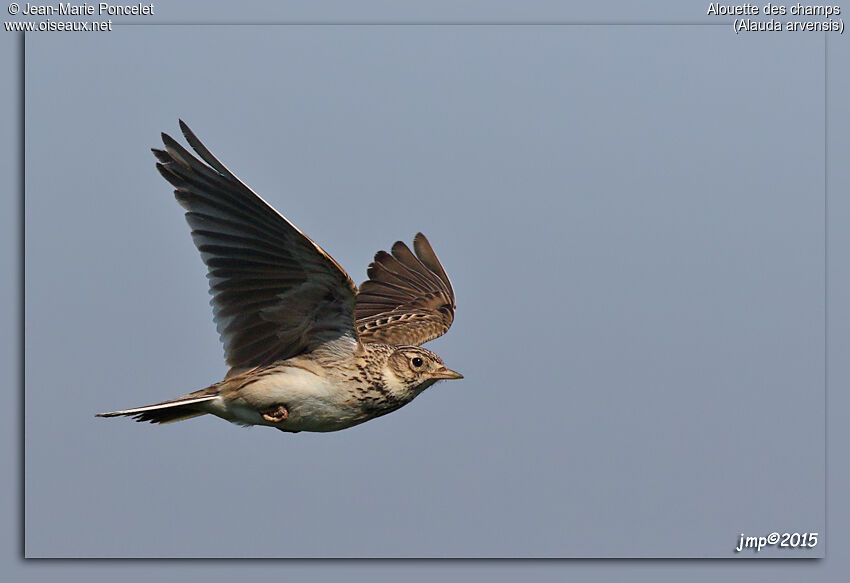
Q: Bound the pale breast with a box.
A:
[219,364,376,432]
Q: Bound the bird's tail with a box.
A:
[96,390,218,424]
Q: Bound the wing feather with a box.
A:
[154,121,358,369]
[355,234,455,346]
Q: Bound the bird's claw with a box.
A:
[261,404,289,423]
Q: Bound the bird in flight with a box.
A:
[98,121,462,433]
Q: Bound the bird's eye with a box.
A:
[411,357,424,368]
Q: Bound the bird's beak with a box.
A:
[429,367,464,380]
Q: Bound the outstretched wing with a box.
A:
[355,233,455,346]
[153,121,358,369]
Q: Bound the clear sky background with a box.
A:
[3,0,849,580]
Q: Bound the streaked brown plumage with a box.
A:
[97,121,462,433]
[356,235,455,346]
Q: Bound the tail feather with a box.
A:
[97,394,218,424]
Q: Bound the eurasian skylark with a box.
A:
[98,121,462,433]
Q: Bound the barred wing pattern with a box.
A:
[355,233,456,346]
[153,121,358,369]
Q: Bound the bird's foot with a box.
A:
[261,404,289,423]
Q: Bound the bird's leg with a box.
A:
[261,404,289,423]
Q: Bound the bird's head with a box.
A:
[385,346,463,396]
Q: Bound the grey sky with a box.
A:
[4,0,849,580]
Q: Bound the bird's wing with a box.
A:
[355,233,455,346]
[153,121,359,369]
